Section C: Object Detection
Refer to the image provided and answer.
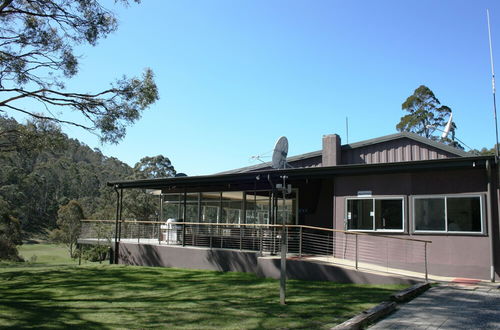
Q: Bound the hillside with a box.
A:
[0,116,135,236]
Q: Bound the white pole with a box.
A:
[487,9,500,159]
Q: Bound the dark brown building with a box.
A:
[106,132,499,281]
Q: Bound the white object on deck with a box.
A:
[160,218,178,244]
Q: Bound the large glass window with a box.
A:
[184,193,199,222]
[163,194,181,220]
[246,191,271,225]
[414,195,482,233]
[221,192,243,224]
[276,190,298,225]
[347,198,404,231]
[161,189,297,225]
[201,192,220,223]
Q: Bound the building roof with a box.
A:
[218,132,469,175]
[108,155,493,190]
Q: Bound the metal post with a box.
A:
[424,242,428,282]
[113,186,120,264]
[355,234,358,270]
[239,227,243,251]
[486,160,496,282]
[280,175,287,305]
[118,188,123,242]
[78,243,82,266]
[159,194,163,245]
[137,223,140,244]
[259,226,263,256]
[299,226,303,258]
[182,191,187,247]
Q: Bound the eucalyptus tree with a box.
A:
[396,85,454,140]
[0,0,158,144]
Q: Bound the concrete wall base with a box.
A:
[119,243,419,285]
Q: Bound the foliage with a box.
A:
[132,155,177,179]
[0,262,406,328]
[50,200,84,257]
[469,144,498,156]
[0,0,158,144]
[82,244,109,263]
[123,155,177,220]
[0,212,23,261]
[0,116,177,237]
[0,116,134,235]
[397,85,462,149]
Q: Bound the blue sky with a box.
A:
[12,0,500,175]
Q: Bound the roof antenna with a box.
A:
[487,9,500,160]
[346,116,349,144]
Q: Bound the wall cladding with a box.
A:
[341,138,457,165]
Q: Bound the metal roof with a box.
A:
[108,155,493,190]
[217,132,469,174]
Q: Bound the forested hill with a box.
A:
[0,116,137,236]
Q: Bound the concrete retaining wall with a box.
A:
[118,242,419,285]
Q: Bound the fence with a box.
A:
[80,220,431,280]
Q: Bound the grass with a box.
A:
[0,244,407,329]
[18,243,77,265]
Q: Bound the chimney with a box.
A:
[322,134,341,166]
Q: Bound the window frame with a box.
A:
[412,194,485,235]
[345,196,405,233]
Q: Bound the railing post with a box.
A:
[355,234,358,270]
[137,223,140,244]
[239,227,243,251]
[182,222,186,247]
[259,227,263,256]
[299,226,303,258]
[424,242,428,282]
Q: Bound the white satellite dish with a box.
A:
[271,136,288,169]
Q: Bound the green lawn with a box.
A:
[0,244,406,329]
[18,243,77,265]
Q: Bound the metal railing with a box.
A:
[80,220,431,280]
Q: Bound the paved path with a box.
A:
[371,284,500,329]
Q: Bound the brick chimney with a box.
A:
[322,134,341,166]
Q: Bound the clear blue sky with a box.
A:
[15,0,500,175]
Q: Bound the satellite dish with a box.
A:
[271,136,288,169]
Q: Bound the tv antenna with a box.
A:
[487,9,500,159]
[271,136,288,169]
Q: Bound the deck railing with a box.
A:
[80,220,431,280]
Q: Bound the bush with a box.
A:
[0,213,23,261]
[83,245,109,262]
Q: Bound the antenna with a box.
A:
[346,117,349,144]
[487,9,500,159]
[271,136,288,169]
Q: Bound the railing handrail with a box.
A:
[81,219,432,244]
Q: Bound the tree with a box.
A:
[0,196,23,261]
[396,85,461,148]
[51,200,83,257]
[123,155,176,220]
[133,155,177,179]
[0,0,158,144]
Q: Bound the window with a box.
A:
[346,198,404,231]
[413,195,483,233]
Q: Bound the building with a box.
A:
[82,132,499,283]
